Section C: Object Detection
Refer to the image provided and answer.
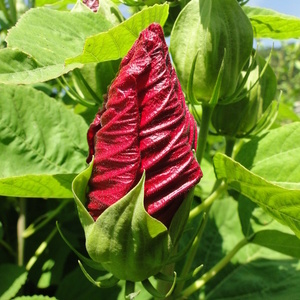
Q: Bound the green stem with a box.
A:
[8,0,17,25]
[0,0,12,24]
[125,281,135,299]
[17,198,26,266]
[26,227,57,271]
[225,136,236,157]
[189,180,227,221]
[181,237,248,298]
[196,104,214,164]
[0,240,16,258]
[174,212,208,296]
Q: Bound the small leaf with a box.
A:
[244,6,300,39]
[0,264,27,300]
[65,3,169,65]
[213,153,300,239]
[251,230,300,258]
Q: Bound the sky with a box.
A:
[247,0,300,18]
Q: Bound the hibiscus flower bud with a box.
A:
[170,0,253,104]
[211,53,278,138]
[72,23,202,282]
[82,0,99,12]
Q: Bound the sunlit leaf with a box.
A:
[214,152,300,239]
[65,3,169,64]
[3,8,111,83]
[244,6,300,39]
[236,122,300,190]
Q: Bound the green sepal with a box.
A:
[168,186,195,247]
[76,170,171,282]
[72,160,196,282]
[208,50,226,107]
[56,222,104,271]
[78,260,120,288]
[72,158,94,237]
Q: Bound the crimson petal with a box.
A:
[87,23,202,226]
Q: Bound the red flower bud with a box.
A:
[82,0,99,12]
[86,23,202,227]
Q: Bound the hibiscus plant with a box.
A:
[0,0,300,299]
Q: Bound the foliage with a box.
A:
[0,0,300,299]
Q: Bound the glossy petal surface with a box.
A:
[87,23,202,226]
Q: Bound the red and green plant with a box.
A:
[0,0,300,299]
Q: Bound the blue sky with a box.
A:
[248,0,300,18]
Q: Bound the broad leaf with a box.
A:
[0,84,88,198]
[236,122,300,190]
[191,195,299,299]
[65,3,169,65]
[213,153,300,239]
[0,264,27,300]
[3,8,112,83]
[206,259,300,300]
[251,230,300,259]
[244,6,300,39]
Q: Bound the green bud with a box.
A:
[211,53,278,138]
[170,0,253,104]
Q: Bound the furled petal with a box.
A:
[87,23,202,226]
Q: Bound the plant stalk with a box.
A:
[181,237,248,298]
[196,104,214,164]
[189,180,227,221]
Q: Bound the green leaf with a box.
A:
[65,3,169,65]
[243,6,300,39]
[193,195,300,299]
[0,84,88,198]
[0,264,27,300]
[0,174,76,198]
[206,259,300,300]
[0,48,80,85]
[251,230,300,259]
[213,152,300,239]
[236,122,300,190]
[3,8,112,83]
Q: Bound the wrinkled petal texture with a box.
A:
[83,0,99,12]
[87,23,202,227]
